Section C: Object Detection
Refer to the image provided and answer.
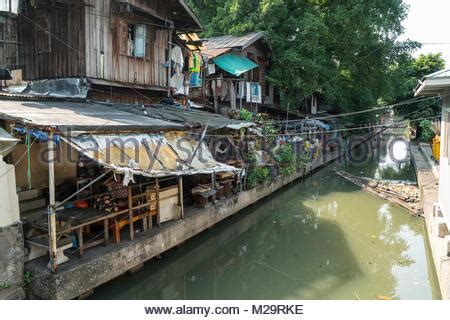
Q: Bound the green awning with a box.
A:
[213,53,258,76]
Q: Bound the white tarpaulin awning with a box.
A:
[63,131,239,178]
[0,127,19,157]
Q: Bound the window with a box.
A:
[126,24,146,58]
[35,17,51,54]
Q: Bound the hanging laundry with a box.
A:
[237,81,246,99]
[170,45,184,70]
[189,72,201,87]
[229,80,237,109]
[220,81,229,101]
[170,73,185,95]
[207,63,216,75]
[189,53,201,73]
[183,55,190,72]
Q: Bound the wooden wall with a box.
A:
[85,0,170,88]
[0,14,18,68]
[18,4,86,80]
[18,0,171,89]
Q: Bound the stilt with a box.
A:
[128,185,134,240]
[178,176,184,219]
[47,131,58,272]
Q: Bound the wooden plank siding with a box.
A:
[85,0,170,89]
[0,14,18,69]
[18,4,86,80]
[18,0,172,89]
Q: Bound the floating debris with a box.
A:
[334,169,423,216]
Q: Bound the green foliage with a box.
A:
[386,53,445,120]
[0,282,10,289]
[256,113,279,146]
[24,271,33,284]
[246,166,271,189]
[188,0,418,125]
[239,108,253,121]
[418,119,435,143]
[274,144,296,175]
[297,153,311,170]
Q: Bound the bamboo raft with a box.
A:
[334,169,423,216]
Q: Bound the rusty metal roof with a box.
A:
[202,48,232,58]
[113,103,254,131]
[0,99,183,133]
[203,32,265,50]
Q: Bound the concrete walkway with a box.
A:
[411,142,450,300]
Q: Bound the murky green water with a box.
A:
[92,134,440,300]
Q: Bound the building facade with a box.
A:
[17,0,201,103]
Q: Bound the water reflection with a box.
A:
[91,134,440,300]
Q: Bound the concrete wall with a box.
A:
[0,158,25,299]
[439,95,450,227]
[0,158,20,226]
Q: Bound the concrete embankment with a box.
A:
[410,142,450,300]
[26,133,381,299]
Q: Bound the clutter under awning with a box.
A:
[62,131,240,180]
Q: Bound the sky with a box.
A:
[402,0,450,67]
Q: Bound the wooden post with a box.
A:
[103,219,109,245]
[128,185,134,241]
[77,227,84,256]
[178,176,184,219]
[156,178,161,227]
[213,80,219,114]
[167,28,173,97]
[47,131,58,272]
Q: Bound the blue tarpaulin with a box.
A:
[213,53,258,76]
[14,127,60,144]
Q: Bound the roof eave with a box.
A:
[414,78,450,97]
[178,0,203,31]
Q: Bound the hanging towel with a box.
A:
[207,63,216,75]
[170,45,184,69]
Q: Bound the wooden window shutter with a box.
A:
[118,19,127,56]
[145,25,152,60]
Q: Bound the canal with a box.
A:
[91,133,441,300]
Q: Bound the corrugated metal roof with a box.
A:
[203,31,265,50]
[0,99,183,133]
[113,104,255,131]
[415,68,450,96]
[202,48,232,58]
[424,68,450,79]
[64,131,239,178]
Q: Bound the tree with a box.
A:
[187,0,420,125]
[385,53,446,120]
